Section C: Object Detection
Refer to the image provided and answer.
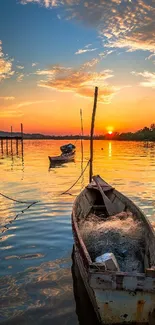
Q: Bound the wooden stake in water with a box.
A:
[1,139,3,154]
[80,108,84,188]
[21,123,24,157]
[11,126,13,154]
[89,87,98,183]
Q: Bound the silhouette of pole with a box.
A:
[89,86,98,183]
[1,139,3,154]
[21,123,24,157]
[11,126,13,154]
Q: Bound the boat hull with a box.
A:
[73,242,155,325]
[48,152,75,163]
[72,177,155,324]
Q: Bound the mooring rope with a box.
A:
[0,192,38,234]
[0,192,38,205]
[61,159,90,195]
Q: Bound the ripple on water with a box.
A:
[0,140,155,324]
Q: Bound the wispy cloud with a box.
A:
[99,49,115,58]
[20,0,155,55]
[0,40,14,82]
[32,62,38,67]
[75,44,98,55]
[0,96,15,100]
[37,61,119,103]
[82,58,100,68]
[132,70,155,88]
[145,53,155,61]
[85,44,92,48]
[34,66,71,76]
[17,99,55,108]
[16,73,24,82]
[16,65,24,69]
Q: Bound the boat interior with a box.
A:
[74,177,155,275]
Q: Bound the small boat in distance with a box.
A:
[72,87,155,324]
[48,143,76,164]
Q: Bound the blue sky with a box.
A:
[0,0,154,134]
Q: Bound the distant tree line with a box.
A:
[105,124,155,141]
[1,124,155,141]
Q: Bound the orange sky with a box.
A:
[0,0,155,135]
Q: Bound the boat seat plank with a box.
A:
[93,176,119,216]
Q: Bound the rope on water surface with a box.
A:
[0,192,38,234]
[61,159,90,196]
[0,192,38,205]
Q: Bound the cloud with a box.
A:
[34,66,71,76]
[145,53,155,61]
[32,62,38,67]
[16,65,24,69]
[82,58,100,68]
[0,40,14,82]
[20,0,155,55]
[16,73,24,82]
[75,43,98,55]
[99,49,115,58]
[75,48,98,55]
[37,61,118,103]
[20,0,59,7]
[0,96,15,100]
[17,100,55,108]
[85,44,92,48]
[132,70,155,88]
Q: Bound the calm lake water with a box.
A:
[0,140,155,324]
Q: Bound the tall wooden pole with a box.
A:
[89,86,98,183]
[80,108,84,187]
[80,109,84,167]
[21,123,23,139]
[21,123,24,157]
[1,139,3,154]
[11,126,13,154]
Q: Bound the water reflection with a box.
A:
[108,141,112,158]
[0,139,24,175]
[0,256,78,325]
[0,140,155,324]
[48,161,68,170]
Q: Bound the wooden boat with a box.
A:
[48,143,76,164]
[71,87,155,324]
[72,175,155,324]
[48,151,75,164]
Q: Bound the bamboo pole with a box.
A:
[80,108,84,187]
[80,109,84,165]
[11,126,13,154]
[21,123,23,139]
[89,86,98,183]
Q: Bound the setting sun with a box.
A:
[108,131,113,135]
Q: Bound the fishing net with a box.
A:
[79,211,145,273]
